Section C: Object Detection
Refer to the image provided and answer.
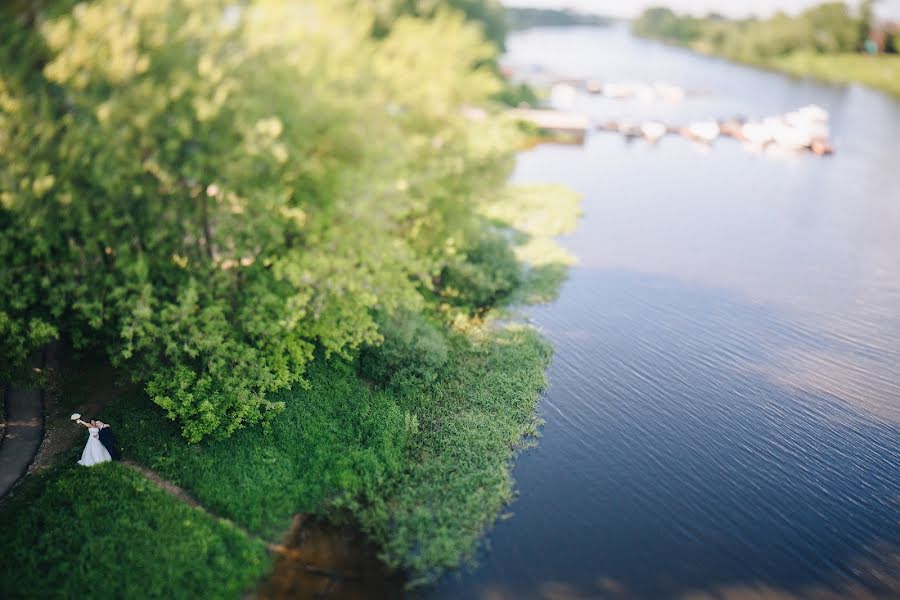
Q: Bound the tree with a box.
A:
[368,0,508,49]
[0,0,514,440]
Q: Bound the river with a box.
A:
[421,25,900,600]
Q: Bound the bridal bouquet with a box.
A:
[70,413,81,421]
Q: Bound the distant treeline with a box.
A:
[631,2,900,99]
[507,7,613,30]
[371,0,509,49]
[632,1,891,60]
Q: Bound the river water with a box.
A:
[422,25,900,600]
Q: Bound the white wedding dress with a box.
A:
[78,427,112,466]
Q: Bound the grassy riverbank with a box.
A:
[0,464,269,599]
[633,4,900,100]
[684,43,900,99]
[103,322,551,582]
[763,51,900,99]
[0,0,582,595]
[0,182,580,595]
[0,312,554,596]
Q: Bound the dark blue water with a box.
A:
[424,26,900,600]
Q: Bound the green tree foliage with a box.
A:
[632,7,705,44]
[368,0,508,49]
[634,2,870,59]
[0,0,519,441]
[505,7,613,30]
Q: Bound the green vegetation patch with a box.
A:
[768,51,900,99]
[102,359,410,539]
[0,464,269,600]
[632,3,900,99]
[354,324,552,585]
[100,320,550,585]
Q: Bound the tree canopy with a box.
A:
[0,0,521,441]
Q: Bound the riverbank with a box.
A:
[0,308,553,598]
[630,5,900,100]
[761,51,900,99]
[636,35,900,100]
[0,181,581,597]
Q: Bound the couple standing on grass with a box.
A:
[72,414,120,466]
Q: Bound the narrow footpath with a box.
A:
[0,383,44,498]
[120,461,385,598]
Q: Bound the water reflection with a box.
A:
[258,517,403,600]
[471,546,899,599]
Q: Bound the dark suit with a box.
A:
[98,427,120,461]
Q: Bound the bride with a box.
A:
[74,417,112,467]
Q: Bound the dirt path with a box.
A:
[119,460,397,598]
[31,353,127,473]
[120,460,289,553]
[0,384,44,498]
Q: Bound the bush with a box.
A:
[440,233,521,309]
[102,358,409,539]
[359,310,449,390]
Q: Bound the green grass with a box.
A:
[99,323,550,585]
[766,51,900,99]
[355,324,551,585]
[102,358,410,539]
[2,182,580,593]
[0,463,269,599]
[681,40,900,99]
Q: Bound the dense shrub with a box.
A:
[359,310,450,390]
[0,0,509,441]
[440,233,522,309]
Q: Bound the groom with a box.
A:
[95,420,121,461]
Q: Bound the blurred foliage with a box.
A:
[492,81,540,107]
[0,463,269,599]
[0,0,586,585]
[768,50,900,98]
[98,321,551,585]
[506,7,613,30]
[439,233,521,310]
[632,2,900,98]
[482,183,581,303]
[368,0,508,49]
[634,2,869,58]
[0,0,526,440]
[359,309,450,388]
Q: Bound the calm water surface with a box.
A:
[423,26,900,600]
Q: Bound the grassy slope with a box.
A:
[765,51,900,99]
[0,183,580,594]
[667,36,900,99]
[102,358,409,539]
[0,463,268,599]
[97,324,550,584]
[356,325,551,584]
